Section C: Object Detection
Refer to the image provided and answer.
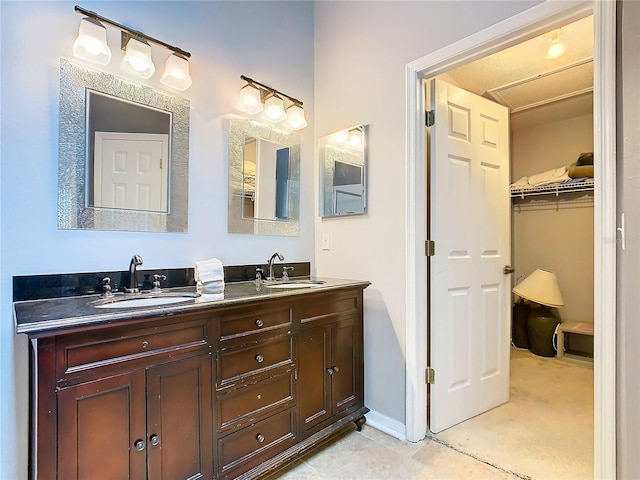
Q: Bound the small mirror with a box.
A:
[58,59,190,232]
[320,125,368,217]
[227,115,300,236]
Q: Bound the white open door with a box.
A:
[429,79,511,433]
[94,132,169,212]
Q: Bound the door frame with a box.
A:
[404,1,616,479]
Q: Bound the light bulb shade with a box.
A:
[512,269,564,308]
[160,54,192,91]
[348,128,364,148]
[543,30,566,59]
[285,104,307,130]
[73,18,112,65]
[237,84,263,114]
[120,38,155,79]
[261,94,287,123]
[332,130,348,145]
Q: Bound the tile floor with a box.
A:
[267,348,593,479]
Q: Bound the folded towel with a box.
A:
[567,164,594,178]
[577,152,594,166]
[197,281,225,295]
[528,167,570,186]
[195,258,224,284]
[196,292,225,302]
[511,176,530,188]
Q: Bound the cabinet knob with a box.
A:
[142,341,148,349]
[149,434,160,446]
[134,439,146,451]
[255,318,264,328]
[255,354,264,363]
[326,368,334,375]
[256,434,265,443]
[332,366,340,373]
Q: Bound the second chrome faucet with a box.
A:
[266,252,284,281]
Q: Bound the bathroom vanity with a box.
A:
[15,278,369,480]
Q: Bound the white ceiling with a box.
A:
[439,15,594,125]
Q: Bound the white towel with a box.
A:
[527,167,570,187]
[195,258,225,286]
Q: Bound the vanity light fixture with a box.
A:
[237,75,308,130]
[348,127,364,148]
[72,17,112,65]
[73,5,192,89]
[543,28,566,59]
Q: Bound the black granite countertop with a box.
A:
[14,277,370,336]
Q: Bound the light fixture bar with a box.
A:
[240,75,303,106]
[74,5,191,58]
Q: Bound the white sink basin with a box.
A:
[94,294,199,309]
[265,281,326,289]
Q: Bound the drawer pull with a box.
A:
[326,368,334,375]
[134,439,146,451]
[149,434,160,446]
[255,354,264,363]
[256,434,265,443]
[142,341,148,349]
[255,318,264,328]
[257,394,262,400]
[332,365,340,373]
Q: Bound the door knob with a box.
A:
[149,434,160,446]
[503,265,515,274]
[134,439,146,451]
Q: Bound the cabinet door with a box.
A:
[297,324,331,432]
[57,370,147,480]
[146,354,213,480]
[331,317,363,414]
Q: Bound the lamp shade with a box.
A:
[512,269,564,308]
[73,18,112,65]
[285,104,307,130]
[120,37,155,79]
[261,94,287,122]
[237,84,263,114]
[160,54,192,91]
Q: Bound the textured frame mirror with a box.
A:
[57,59,190,232]
[320,124,368,217]
[227,115,300,236]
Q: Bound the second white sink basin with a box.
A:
[94,293,200,309]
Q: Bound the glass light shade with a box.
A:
[237,84,263,114]
[332,130,348,145]
[285,104,307,130]
[120,38,155,79]
[543,30,566,59]
[512,269,564,308]
[160,54,192,91]
[348,128,364,148]
[73,18,112,66]
[261,95,287,123]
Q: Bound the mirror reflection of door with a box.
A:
[93,132,169,212]
[242,136,290,221]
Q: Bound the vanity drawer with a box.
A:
[216,336,293,388]
[217,304,292,343]
[299,290,360,325]
[217,408,295,477]
[217,370,295,432]
[57,320,209,378]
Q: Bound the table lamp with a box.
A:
[512,269,564,357]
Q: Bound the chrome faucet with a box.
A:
[125,255,143,293]
[266,252,284,281]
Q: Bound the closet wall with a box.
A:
[511,107,595,336]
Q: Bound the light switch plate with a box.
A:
[322,233,330,251]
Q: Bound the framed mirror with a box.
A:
[58,59,190,232]
[227,115,300,236]
[319,125,368,217]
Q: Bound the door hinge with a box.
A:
[425,367,436,384]
[426,110,435,127]
[425,240,435,257]
[160,158,163,169]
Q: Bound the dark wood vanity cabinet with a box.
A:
[28,285,368,480]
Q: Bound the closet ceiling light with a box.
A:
[237,84,264,114]
[73,6,193,90]
[120,37,155,79]
[73,17,112,65]
[237,75,307,130]
[160,53,192,91]
[262,94,287,123]
[285,104,308,130]
[543,29,566,59]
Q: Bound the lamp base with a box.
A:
[526,306,560,357]
[512,301,531,349]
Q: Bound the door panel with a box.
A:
[331,317,360,413]
[430,78,511,433]
[297,324,331,431]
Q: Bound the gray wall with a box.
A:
[616,0,640,477]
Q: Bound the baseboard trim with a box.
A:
[364,409,407,441]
